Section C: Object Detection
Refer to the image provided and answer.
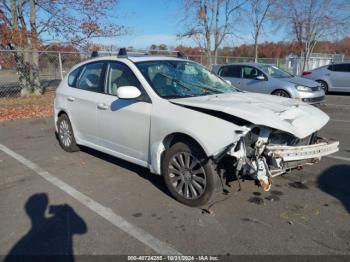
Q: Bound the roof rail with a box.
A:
[177,51,186,59]
[118,48,128,58]
[89,48,189,59]
[91,50,98,58]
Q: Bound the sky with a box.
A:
[101,0,287,49]
[101,0,196,48]
[43,0,285,49]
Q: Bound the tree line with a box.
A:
[174,37,350,59]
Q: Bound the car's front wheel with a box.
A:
[272,89,290,98]
[162,141,221,207]
[57,114,80,152]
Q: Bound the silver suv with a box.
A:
[212,63,325,104]
[302,63,350,93]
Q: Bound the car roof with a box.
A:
[81,55,187,64]
[214,62,272,67]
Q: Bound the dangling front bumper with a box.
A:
[264,138,339,176]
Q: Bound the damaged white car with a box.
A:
[54,49,339,206]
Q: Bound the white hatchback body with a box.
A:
[54,54,339,206]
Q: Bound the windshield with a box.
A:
[136,60,237,99]
[259,65,293,78]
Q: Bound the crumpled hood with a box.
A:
[283,76,319,87]
[171,92,329,139]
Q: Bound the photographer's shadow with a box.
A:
[5,193,87,262]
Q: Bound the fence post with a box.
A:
[58,52,64,80]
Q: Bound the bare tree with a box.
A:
[246,0,274,62]
[178,0,245,66]
[0,0,126,96]
[276,0,350,72]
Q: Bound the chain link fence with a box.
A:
[1,48,348,122]
[0,50,90,98]
[0,49,347,98]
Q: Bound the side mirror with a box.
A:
[255,75,266,81]
[117,86,141,99]
[225,80,232,85]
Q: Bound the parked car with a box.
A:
[54,50,338,206]
[302,62,350,93]
[211,63,325,104]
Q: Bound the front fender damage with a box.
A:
[214,127,339,191]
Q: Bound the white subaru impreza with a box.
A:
[54,49,339,206]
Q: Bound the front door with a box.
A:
[239,66,268,93]
[97,62,152,165]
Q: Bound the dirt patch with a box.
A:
[0,91,54,122]
[248,197,264,205]
[288,181,309,190]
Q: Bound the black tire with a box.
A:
[272,89,290,98]
[57,114,80,152]
[162,141,221,207]
[316,80,328,94]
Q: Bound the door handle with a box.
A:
[97,103,109,110]
[67,96,75,102]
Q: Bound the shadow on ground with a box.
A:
[318,164,350,214]
[4,193,87,262]
[80,146,170,197]
[327,92,350,96]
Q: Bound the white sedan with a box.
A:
[54,50,339,206]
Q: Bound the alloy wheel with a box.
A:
[59,120,72,147]
[168,152,207,200]
[274,90,289,97]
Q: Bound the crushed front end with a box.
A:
[221,127,339,191]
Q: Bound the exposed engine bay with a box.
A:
[216,127,339,191]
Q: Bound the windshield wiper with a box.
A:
[158,73,192,91]
[158,73,223,95]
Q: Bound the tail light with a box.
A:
[302,71,311,76]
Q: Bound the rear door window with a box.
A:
[219,65,240,78]
[77,62,105,93]
[328,64,350,72]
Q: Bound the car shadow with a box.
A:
[327,92,350,96]
[110,99,137,111]
[4,193,87,262]
[317,164,350,214]
[80,146,170,197]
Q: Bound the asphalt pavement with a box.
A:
[0,93,349,258]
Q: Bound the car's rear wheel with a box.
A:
[316,80,328,93]
[272,90,290,98]
[162,141,221,207]
[57,114,80,152]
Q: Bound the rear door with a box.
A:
[218,65,242,88]
[238,65,268,93]
[66,62,106,145]
[96,61,152,165]
[328,63,350,91]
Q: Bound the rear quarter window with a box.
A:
[67,67,82,87]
